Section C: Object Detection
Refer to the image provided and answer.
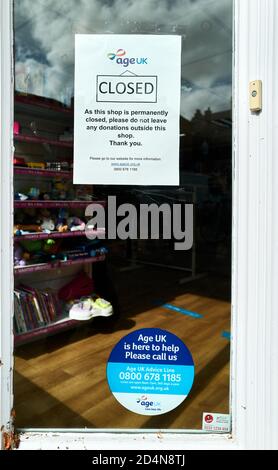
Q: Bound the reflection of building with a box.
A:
[180,107,232,176]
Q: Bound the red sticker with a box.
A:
[205,414,214,424]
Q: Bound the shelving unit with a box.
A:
[14,133,73,148]
[14,316,82,347]
[14,254,106,276]
[14,200,105,209]
[14,166,73,179]
[15,93,73,118]
[14,93,107,345]
[14,228,105,242]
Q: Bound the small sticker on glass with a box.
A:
[202,413,231,433]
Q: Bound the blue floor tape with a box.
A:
[222,331,231,340]
[158,302,203,319]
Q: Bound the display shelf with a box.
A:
[14,254,106,276]
[14,134,73,148]
[14,228,105,241]
[14,166,73,179]
[13,93,109,345]
[15,93,73,118]
[14,316,83,346]
[14,200,105,209]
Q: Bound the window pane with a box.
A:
[14,0,232,431]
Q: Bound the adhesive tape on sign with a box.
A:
[106,328,194,416]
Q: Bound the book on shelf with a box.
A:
[14,285,63,334]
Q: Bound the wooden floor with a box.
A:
[14,267,231,430]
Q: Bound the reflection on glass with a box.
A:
[15,0,232,117]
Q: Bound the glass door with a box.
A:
[13,0,233,431]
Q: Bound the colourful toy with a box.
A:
[41,218,55,232]
[44,239,55,249]
[43,239,59,254]
[56,208,69,232]
[15,192,28,201]
[86,221,95,230]
[67,216,86,232]
[27,162,46,170]
[18,239,60,265]
[58,224,68,233]
[13,156,27,167]
[14,224,42,234]
[45,161,71,171]
[20,240,43,253]
[52,179,69,200]
[14,243,29,266]
[75,185,93,201]
[90,247,108,257]
[28,187,40,200]
[14,121,20,135]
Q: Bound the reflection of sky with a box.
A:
[14,0,232,119]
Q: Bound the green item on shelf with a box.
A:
[20,239,56,254]
[20,240,42,253]
[44,239,56,252]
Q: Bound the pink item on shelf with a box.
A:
[14,121,20,135]
[58,272,94,302]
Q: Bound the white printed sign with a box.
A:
[202,413,231,433]
[74,34,181,185]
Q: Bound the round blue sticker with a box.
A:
[107,328,194,416]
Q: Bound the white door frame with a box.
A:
[1,0,278,450]
[0,0,14,449]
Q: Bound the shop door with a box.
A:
[13,0,233,432]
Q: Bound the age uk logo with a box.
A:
[107,49,148,67]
